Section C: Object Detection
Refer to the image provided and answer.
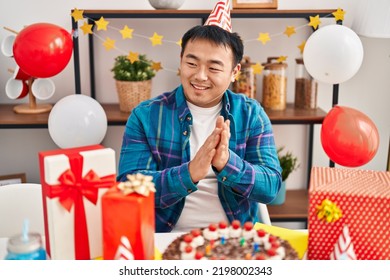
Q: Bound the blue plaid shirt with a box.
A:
[118,85,282,232]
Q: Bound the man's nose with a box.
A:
[194,67,208,81]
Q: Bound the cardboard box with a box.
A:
[39,145,116,260]
[308,167,390,260]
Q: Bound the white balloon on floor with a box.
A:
[48,94,107,148]
[303,24,364,84]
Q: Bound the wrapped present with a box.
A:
[38,145,116,260]
[102,174,155,260]
[308,167,390,260]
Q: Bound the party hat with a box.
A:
[204,0,232,32]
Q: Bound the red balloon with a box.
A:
[13,23,73,78]
[321,106,379,167]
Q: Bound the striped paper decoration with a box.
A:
[330,225,357,260]
[114,236,134,260]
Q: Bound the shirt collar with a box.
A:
[175,85,232,121]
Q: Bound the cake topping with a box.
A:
[257,229,266,237]
[209,224,218,232]
[183,234,193,243]
[244,221,253,231]
[219,221,228,229]
[231,220,241,229]
[191,229,201,237]
[195,251,204,260]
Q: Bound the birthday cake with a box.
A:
[162,221,299,260]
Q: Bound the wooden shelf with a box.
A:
[81,9,336,18]
[0,103,326,128]
[268,189,308,222]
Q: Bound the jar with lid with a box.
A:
[4,232,47,260]
[232,56,256,99]
[261,57,287,110]
[294,58,317,109]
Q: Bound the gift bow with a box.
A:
[54,169,114,212]
[316,198,343,223]
[118,174,156,197]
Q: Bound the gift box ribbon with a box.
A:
[46,152,115,259]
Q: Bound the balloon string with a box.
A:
[3,26,19,35]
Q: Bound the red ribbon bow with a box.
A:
[46,153,115,259]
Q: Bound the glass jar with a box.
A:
[294,58,318,109]
[5,232,47,260]
[232,56,256,99]
[261,57,287,110]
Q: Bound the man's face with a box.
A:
[180,39,240,108]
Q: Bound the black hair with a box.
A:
[180,25,244,68]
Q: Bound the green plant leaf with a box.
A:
[277,146,300,181]
[111,54,156,81]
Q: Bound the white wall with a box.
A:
[1,0,389,192]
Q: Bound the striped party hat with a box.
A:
[204,0,232,33]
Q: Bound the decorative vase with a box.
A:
[269,181,286,205]
[148,0,185,10]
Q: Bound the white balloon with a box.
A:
[303,25,364,84]
[48,95,107,148]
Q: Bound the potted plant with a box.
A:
[270,147,300,205]
[111,54,156,113]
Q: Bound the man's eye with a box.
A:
[187,62,196,67]
[210,67,221,72]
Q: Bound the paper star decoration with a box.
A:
[152,62,162,71]
[284,26,296,37]
[332,8,346,22]
[298,41,306,54]
[71,8,84,22]
[308,15,321,30]
[176,39,182,47]
[149,32,163,46]
[257,33,271,45]
[127,52,139,63]
[103,37,116,51]
[120,25,134,39]
[80,21,93,35]
[276,56,287,63]
[251,63,264,75]
[95,17,109,31]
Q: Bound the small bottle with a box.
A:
[232,56,256,99]
[5,232,47,260]
[294,58,317,109]
[262,57,288,110]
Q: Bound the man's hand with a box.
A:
[212,116,230,171]
[188,126,221,183]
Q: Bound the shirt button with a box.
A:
[222,176,227,182]
[187,116,192,121]
[183,131,188,136]
[187,189,192,193]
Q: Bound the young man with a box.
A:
[117,22,282,232]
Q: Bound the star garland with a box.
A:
[70,7,346,76]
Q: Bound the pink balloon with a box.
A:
[321,106,379,167]
[13,23,73,78]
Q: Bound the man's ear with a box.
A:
[232,63,241,82]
